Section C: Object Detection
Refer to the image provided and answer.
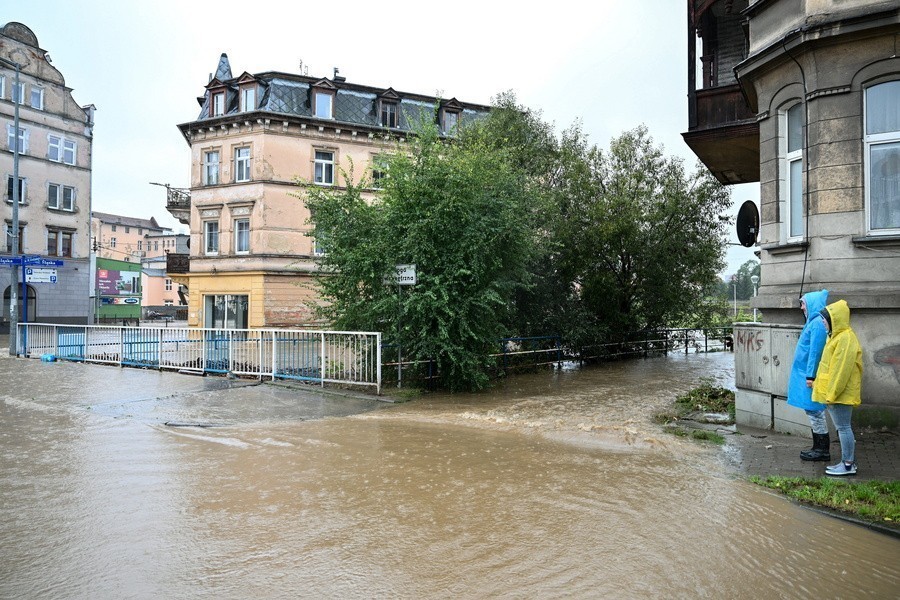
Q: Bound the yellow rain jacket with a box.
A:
[812,300,863,406]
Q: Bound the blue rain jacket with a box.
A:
[786,289,828,411]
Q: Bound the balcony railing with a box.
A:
[689,84,756,132]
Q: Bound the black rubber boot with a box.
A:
[800,432,831,461]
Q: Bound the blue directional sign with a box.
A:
[24,256,64,267]
[0,256,23,265]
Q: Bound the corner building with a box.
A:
[683,1,900,425]
[170,54,488,329]
[1,22,94,331]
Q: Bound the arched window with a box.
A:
[865,81,900,233]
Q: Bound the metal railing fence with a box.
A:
[17,323,381,393]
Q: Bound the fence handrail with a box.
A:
[18,323,382,394]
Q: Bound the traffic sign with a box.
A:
[393,264,417,286]
[25,267,57,283]
[0,256,23,265]
[24,257,64,267]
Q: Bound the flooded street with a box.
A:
[1,352,897,598]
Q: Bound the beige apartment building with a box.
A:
[1,22,94,331]
[168,54,489,329]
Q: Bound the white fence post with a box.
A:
[320,331,326,387]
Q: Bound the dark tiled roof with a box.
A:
[193,61,490,134]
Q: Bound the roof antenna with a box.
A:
[299,60,308,76]
[333,67,340,79]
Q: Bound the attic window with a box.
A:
[442,109,459,134]
[241,86,256,112]
[380,101,398,128]
[212,92,225,117]
[314,90,334,119]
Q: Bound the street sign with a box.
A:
[24,257,64,267]
[25,267,57,283]
[393,264,417,286]
[0,256,23,265]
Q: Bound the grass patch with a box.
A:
[380,387,424,402]
[655,378,735,425]
[751,476,900,526]
[674,378,735,415]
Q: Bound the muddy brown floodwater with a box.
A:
[1,351,898,599]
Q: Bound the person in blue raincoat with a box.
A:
[787,289,830,461]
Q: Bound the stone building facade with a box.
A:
[169,54,489,329]
[0,22,94,331]
[684,1,900,429]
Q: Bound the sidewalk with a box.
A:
[720,424,900,482]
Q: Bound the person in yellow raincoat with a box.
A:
[812,300,863,476]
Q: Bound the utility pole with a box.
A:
[2,57,22,356]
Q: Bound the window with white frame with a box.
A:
[312,237,326,256]
[137,240,143,251]
[865,80,900,233]
[212,92,225,117]
[4,222,24,253]
[782,103,804,241]
[47,135,75,165]
[165,278,172,291]
[204,294,248,329]
[203,150,220,185]
[235,147,251,182]
[204,221,219,255]
[48,183,75,211]
[0,76,5,99]
[314,150,334,185]
[30,87,44,110]
[6,176,25,203]
[314,91,333,119]
[234,218,250,254]
[7,124,28,154]
[110,237,116,248]
[371,154,389,188]
[241,87,256,112]
[164,300,174,306]
[11,82,24,104]
[63,139,75,165]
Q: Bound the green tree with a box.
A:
[304,116,539,391]
[554,126,732,334]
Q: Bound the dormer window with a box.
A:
[442,110,459,134]
[440,99,463,135]
[240,86,256,112]
[381,101,398,128]
[314,90,334,119]
[212,92,225,117]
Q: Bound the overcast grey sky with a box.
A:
[7,0,757,276]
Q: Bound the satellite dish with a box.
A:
[736,200,759,248]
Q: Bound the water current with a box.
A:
[1,351,897,598]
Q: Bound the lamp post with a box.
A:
[731,274,737,318]
[750,274,760,322]
[1,56,22,356]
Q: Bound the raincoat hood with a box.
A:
[803,290,828,325]
[824,300,851,334]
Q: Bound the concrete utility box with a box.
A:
[733,322,811,436]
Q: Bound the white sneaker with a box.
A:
[825,461,857,476]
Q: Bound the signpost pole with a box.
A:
[5,58,22,355]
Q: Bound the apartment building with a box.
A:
[90,211,177,261]
[1,22,94,331]
[683,1,900,427]
[168,54,489,329]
